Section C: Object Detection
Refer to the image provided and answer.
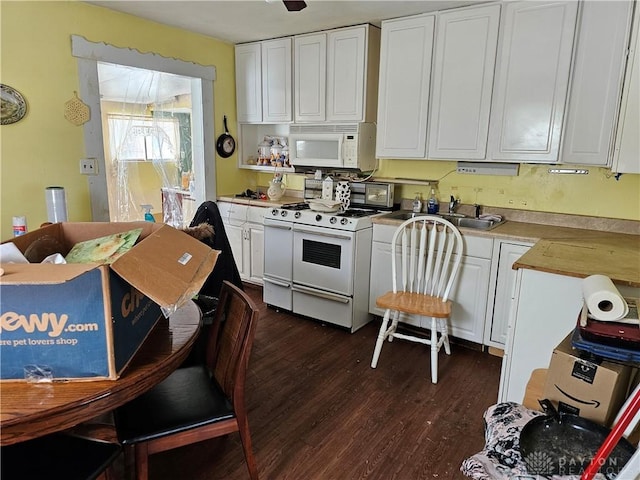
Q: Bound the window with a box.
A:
[107,115,179,162]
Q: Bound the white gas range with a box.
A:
[263,203,381,332]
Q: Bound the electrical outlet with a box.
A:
[80,158,97,175]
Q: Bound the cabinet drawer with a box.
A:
[247,205,267,224]
[463,234,493,259]
[218,202,249,222]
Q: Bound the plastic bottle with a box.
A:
[412,193,422,213]
[427,188,439,214]
[141,204,155,222]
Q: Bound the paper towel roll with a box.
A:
[45,186,68,223]
[582,274,629,322]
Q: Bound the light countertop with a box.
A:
[374,210,640,288]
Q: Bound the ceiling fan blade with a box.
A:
[283,0,307,12]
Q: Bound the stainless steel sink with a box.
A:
[380,210,505,231]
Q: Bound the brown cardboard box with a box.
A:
[542,332,633,427]
[0,222,218,381]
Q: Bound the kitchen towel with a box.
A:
[45,186,68,223]
[582,274,629,322]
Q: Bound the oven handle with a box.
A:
[263,276,291,288]
[293,226,352,241]
[292,285,350,304]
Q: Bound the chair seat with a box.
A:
[1,433,120,480]
[376,291,451,318]
[115,365,235,445]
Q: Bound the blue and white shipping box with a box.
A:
[0,222,218,381]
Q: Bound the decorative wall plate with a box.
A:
[1,84,27,125]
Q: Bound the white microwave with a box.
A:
[288,123,376,171]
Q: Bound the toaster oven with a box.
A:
[304,179,395,209]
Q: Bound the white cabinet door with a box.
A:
[449,255,491,343]
[428,4,500,160]
[261,38,292,123]
[294,33,326,123]
[485,241,531,348]
[488,1,578,163]
[376,14,435,158]
[247,223,264,284]
[613,5,640,174]
[327,26,366,122]
[369,238,392,317]
[562,1,633,166]
[224,220,246,278]
[235,43,262,123]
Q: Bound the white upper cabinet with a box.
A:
[235,43,262,123]
[428,4,501,160]
[612,4,639,174]
[376,14,435,158]
[261,38,293,123]
[294,25,379,123]
[235,38,292,123]
[488,1,578,163]
[327,27,366,121]
[294,33,326,123]
[562,1,633,166]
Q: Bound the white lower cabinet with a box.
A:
[218,202,265,285]
[484,241,532,348]
[369,224,492,344]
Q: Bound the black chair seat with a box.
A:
[115,365,234,445]
[1,433,120,480]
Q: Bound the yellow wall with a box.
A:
[376,160,640,219]
[0,1,252,240]
[1,1,638,241]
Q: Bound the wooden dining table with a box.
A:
[0,300,201,446]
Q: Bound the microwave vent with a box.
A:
[290,124,361,134]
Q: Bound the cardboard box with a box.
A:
[543,332,633,427]
[0,222,218,381]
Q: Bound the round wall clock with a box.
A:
[1,84,27,125]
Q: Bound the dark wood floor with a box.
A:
[150,284,502,480]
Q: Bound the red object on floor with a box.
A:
[581,387,640,480]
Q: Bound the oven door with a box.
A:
[292,224,354,295]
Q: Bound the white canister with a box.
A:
[12,216,27,237]
[45,186,68,223]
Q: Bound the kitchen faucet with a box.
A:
[474,204,482,218]
[448,195,459,214]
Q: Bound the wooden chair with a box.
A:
[0,433,121,480]
[114,281,260,480]
[371,215,463,384]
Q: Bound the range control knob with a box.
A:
[329,217,337,224]
[315,214,322,222]
[271,208,280,216]
[280,210,288,217]
[340,218,349,225]
[294,211,302,219]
